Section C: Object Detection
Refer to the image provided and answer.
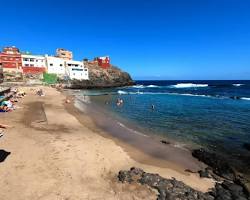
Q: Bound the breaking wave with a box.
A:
[131,85,145,89]
[241,97,250,101]
[146,85,159,88]
[117,90,128,95]
[170,83,208,88]
[233,84,244,87]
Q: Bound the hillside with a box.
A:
[65,62,134,89]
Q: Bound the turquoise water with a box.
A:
[74,80,250,173]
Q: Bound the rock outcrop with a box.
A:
[192,148,250,198]
[118,167,250,200]
[65,62,134,89]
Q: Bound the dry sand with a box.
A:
[0,86,214,200]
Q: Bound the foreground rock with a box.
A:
[118,167,212,200]
[192,148,236,181]
[118,167,250,200]
[243,143,250,151]
[64,63,134,89]
[192,148,250,198]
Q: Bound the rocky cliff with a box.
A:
[65,62,134,89]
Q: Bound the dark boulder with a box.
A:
[118,167,250,200]
[198,169,211,178]
[243,143,250,151]
[0,149,11,162]
[192,148,236,181]
[118,167,215,200]
[160,140,170,145]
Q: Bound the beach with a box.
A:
[0,86,214,200]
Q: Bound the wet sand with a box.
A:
[0,86,214,200]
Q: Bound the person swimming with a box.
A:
[151,104,155,110]
[116,98,124,106]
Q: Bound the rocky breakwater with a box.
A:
[118,167,250,200]
[66,63,134,89]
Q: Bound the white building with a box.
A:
[65,60,89,80]
[45,56,65,75]
[21,54,46,74]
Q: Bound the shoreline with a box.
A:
[0,85,214,199]
[66,93,205,173]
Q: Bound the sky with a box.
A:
[0,0,250,80]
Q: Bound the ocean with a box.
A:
[69,80,250,174]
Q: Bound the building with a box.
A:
[0,46,23,81]
[65,60,89,80]
[96,56,110,69]
[21,54,46,74]
[45,56,66,75]
[0,46,22,71]
[56,48,73,60]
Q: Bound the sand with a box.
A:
[0,86,214,200]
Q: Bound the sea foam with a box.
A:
[117,90,128,95]
[241,97,250,101]
[170,83,208,88]
[233,84,244,87]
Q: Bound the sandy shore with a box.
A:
[0,86,214,200]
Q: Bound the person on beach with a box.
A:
[37,89,45,96]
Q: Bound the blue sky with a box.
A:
[0,0,250,80]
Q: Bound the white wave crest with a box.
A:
[233,84,244,87]
[117,90,128,95]
[146,85,159,88]
[170,83,208,88]
[241,97,250,101]
[132,85,145,89]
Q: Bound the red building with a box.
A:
[0,47,22,70]
[96,56,110,69]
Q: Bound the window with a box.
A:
[60,64,63,66]
[36,60,38,62]
[30,64,34,67]
[50,63,53,66]
[72,68,83,71]
[25,64,29,67]
[30,58,34,62]
[84,69,87,71]
[23,58,29,61]
[73,73,75,76]
[68,64,71,66]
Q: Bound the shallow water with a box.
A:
[70,80,250,174]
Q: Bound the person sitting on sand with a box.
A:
[0,105,10,112]
[37,89,45,96]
